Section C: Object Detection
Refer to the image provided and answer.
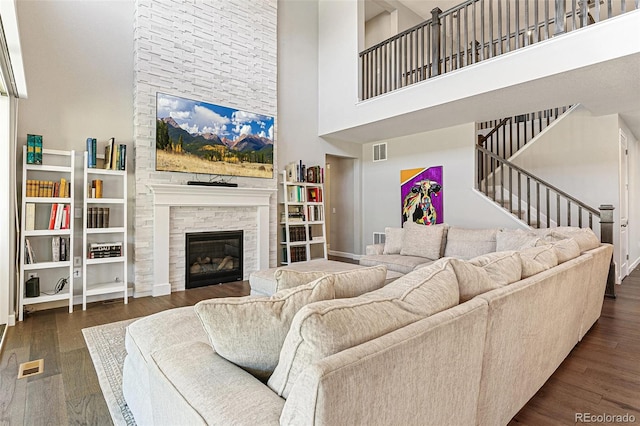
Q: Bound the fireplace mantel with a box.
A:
[148,184,275,296]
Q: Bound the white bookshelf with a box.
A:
[19,147,75,321]
[279,170,327,265]
[82,151,128,310]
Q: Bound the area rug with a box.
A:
[83,319,138,426]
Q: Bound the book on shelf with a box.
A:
[87,207,110,228]
[48,204,58,229]
[87,137,96,168]
[284,162,324,183]
[27,134,43,165]
[27,179,70,198]
[88,241,122,259]
[25,238,36,264]
[25,203,35,231]
[51,236,68,262]
[91,179,103,198]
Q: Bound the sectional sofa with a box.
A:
[122,225,612,425]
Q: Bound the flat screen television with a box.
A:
[155,92,274,179]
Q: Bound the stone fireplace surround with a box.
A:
[148,184,275,296]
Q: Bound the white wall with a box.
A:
[278,0,363,254]
[511,106,622,277]
[326,155,356,256]
[318,2,640,140]
[364,3,424,49]
[15,1,135,304]
[361,123,526,249]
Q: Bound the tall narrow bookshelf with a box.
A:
[280,170,327,265]
[19,147,75,321]
[82,151,128,309]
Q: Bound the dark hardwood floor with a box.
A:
[0,268,638,425]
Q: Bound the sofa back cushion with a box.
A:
[399,223,446,260]
[469,251,522,286]
[382,227,404,254]
[275,265,387,299]
[274,270,327,292]
[444,227,498,259]
[495,229,540,252]
[537,237,581,264]
[268,261,460,398]
[364,259,460,316]
[194,276,335,381]
[267,297,422,398]
[519,245,559,278]
[534,227,601,252]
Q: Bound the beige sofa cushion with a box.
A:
[449,259,500,302]
[331,265,388,298]
[399,223,446,260]
[541,227,601,252]
[268,297,422,398]
[275,265,387,298]
[383,227,404,254]
[274,270,327,292]
[469,251,522,286]
[365,259,460,316]
[444,227,498,259]
[360,254,433,274]
[519,245,559,278]
[496,229,540,252]
[269,261,460,398]
[194,276,334,381]
[538,237,581,264]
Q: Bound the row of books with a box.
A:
[87,207,110,229]
[86,137,127,170]
[88,242,122,259]
[307,205,324,222]
[88,179,104,198]
[48,204,71,230]
[284,162,324,183]
[26,179,70,198]
[284,226,307,242]
[26,134,43,165]
[23,237,68,264]
[286,186,306,203]
[287,246,307,263]
[307,187,323,202]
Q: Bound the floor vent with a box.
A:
[373,232,386,245]
[18,359,44,379]
[373,143,387,162]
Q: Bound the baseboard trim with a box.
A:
[153,282,172,297]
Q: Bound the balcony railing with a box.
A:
[360,0,639,100]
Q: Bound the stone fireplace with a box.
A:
[148,184,275,296]
[185,230,243,288]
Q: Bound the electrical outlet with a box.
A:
[28,272,38,279]
[73,268,81,278]
[74,208,82,219]
[74,256,82,267]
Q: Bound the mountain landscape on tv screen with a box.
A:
[155,93,274,179]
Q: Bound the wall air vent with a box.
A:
[373,143,387,162]
[373,232,386,245]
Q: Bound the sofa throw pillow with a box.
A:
[364,258,460,316]
[449,259,501,302]
[495,229,540,252]
[536,237,581,264]
[551,227,600,252]
[468,251,522,286]
[399,223,446,260]
[519,245,559,278]
[274,269,327,292]
[268,297,423,398]
[383,227,404,255]
[331,265,388,298]
[444,227,498,259]
[194,275,335,381]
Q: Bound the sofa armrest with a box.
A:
[149,341,283,425]
[365,243,385,255]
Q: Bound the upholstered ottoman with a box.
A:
[249,259,402,296]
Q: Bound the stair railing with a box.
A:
[476,144,602,229]
[360,0,639,100]
[477,106,572,164]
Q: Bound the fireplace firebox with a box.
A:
[185,230,243,288]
